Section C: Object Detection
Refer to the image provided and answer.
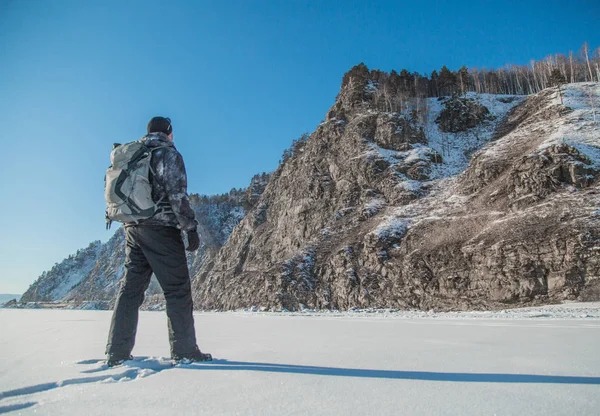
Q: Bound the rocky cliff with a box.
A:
[192,68,600,311]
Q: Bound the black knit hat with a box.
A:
[147,116,173,135]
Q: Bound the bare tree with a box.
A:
[569,51,575,83]
[582,42,594,81]
[585,85,597,123]
[594,47,600,82]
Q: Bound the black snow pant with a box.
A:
[106,225,198,358]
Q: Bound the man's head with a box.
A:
[147,116,173,140]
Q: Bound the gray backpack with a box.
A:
[104,141,168,228]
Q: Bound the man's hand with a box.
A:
[186,229,200,252]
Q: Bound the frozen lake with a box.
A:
[1,305,599,415]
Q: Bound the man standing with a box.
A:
[105,116,210,366]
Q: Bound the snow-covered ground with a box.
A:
[1,304,599,415]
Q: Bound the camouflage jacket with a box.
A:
[126,133,197,232]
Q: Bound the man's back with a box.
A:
[131,132,197,232]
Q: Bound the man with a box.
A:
[105,116,210,366]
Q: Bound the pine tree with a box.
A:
[429,70,439,97]
[549,68,566,86]
[341,63,370,89]
[457,66,470,95]
[438,66,457,96]
[549,68,567,104]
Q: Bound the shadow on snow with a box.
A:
[192,360,600,385]
[2,358,599,404]
[0,402,37,414]
[0,369,143,400]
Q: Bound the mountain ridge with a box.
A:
[192,72,600,311]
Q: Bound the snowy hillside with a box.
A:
[362,92,524,193]
[475,82,600,176]
[542,83,600,162]
[426,93,525,178]
[1,305,599,415]
[378,83,600,231]
[20,242,102,303]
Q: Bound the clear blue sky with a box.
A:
[0,0,598,294]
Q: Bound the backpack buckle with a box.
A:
[105,212,113,230]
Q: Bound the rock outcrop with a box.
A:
[435,96,493,133]
[193,73,600,311]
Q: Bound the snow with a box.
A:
[366,83,599,242]
[360,93,523,187]
[397,179,423,192]
[51,261,96,300]
[365,142,435,166]
[425,93,525,179]
[363,197,386,216]
[476,83,599,166]
[544,83,600,164]
[362,142,399,163]
[372,217,409,240]
[1,305,599,415]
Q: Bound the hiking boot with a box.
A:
[172,347,212,364]
[106,354,133,368]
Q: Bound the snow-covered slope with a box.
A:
[20,242,102,302]
[362,92,524,194]
[470,83,599,180]
[542,83,600,162]
[1,306,599,415]
[426,93,525,178]
[362,82,600,309]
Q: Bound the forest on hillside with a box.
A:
[342,42,599,113]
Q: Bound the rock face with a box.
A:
[193,74,600,311]
[507,144,597,203]
[435,96,493,133]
